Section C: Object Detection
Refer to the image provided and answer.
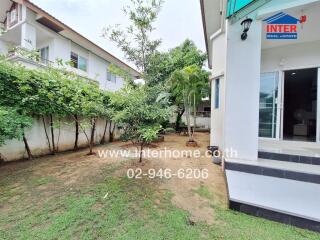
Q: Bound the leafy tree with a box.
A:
[146,39,207,86]
[0,107,32,160]
[80,82,106,155]
[104,64,137,143]
[103,1,174,158]
[145,39,208,131]
[108,64,135,87]
[169,65,209,143]
[0,57,111,158]
[111,86,170,162]
[0,58,35,159]
[103,0,163,73]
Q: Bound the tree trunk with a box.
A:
[0,153,4,164]
[42,116,52,153]
[56,119,61,152]
[109,121,116,143]
[184,96,192,142]
[50,114,56,154]
[193,93,196,139]
[139,142,144,163]
[89,118,97,155]
[74,115,79,150]
[23,135,33,160]
[175,108,185,131]
[100,119,108,144]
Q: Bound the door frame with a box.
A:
[277,70,283,140]
[280,67,320,143]
[259,71,282,140]
[260,66,320,143]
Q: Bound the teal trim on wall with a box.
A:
[227,0,256,17]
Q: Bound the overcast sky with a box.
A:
[31,0,206,69]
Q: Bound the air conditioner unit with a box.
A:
[10,9,17,23]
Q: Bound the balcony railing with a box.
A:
[7,47,53,66]
[6,46,99,86]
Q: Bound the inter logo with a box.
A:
[263,12,307,40]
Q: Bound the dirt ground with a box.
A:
[0,132,228,224]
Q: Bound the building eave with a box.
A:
[200,0,212,69]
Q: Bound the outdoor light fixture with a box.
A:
[241,18,253,41]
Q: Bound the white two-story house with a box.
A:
[201,0,320,232]
[0,0,140,91]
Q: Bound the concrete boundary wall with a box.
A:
[0,116,118,162]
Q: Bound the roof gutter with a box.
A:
[199,0,212,69]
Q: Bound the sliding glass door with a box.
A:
[259,72,280,138]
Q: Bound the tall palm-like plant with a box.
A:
[169,65,209,143]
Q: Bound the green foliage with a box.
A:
[0,107,32,146]
[111,85,171,161]
[169,65,209,141]
[146,39,207,86]
[8,46,40,62]
[170,65,209,105]
[144,39,208,131]
[0,57,111,156]
[138,124,162,144]
[103,0,163,72]
[108,64,135,86]
[193,185,214,200]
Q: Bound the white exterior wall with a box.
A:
[210,33,226,148]
[21,22,36,50]
[88,52,107,87]
[181,116,211,129]
[209,0,320,158]
[224,17,262,160]
[205,0,320,225]
[52,37,71,62]
[105,75,124,92]
[226,170,320,222]
[88,52,124,91]
[261,41,320,72]
[0,41,8,54]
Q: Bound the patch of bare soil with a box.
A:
[0,133,227,224]
[114,133,228,224]
[152,133,227,224]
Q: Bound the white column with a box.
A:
[21,22,36,50]
[224,18,262,161]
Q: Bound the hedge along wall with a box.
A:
[0,57,117,162]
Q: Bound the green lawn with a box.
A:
[0,164,319,240]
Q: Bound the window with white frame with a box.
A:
[107,70,117,83]
[40,46,49,65]
[70,52,88,72]
[214,79,220,109]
